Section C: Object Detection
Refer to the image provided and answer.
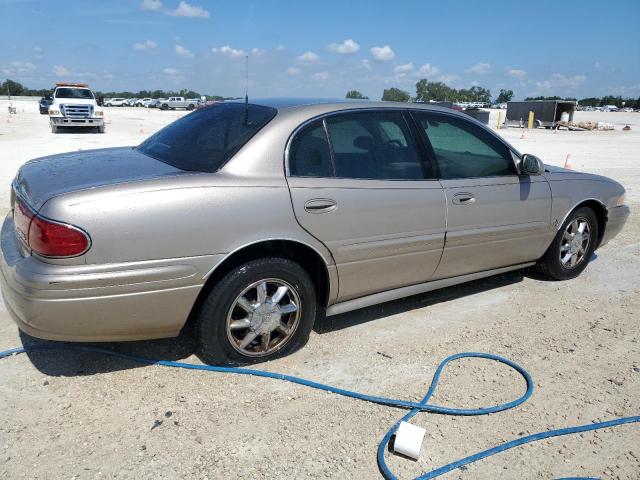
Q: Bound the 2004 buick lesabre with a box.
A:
[0,99,630,364]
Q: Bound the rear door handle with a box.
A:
[452,192,476,205]
[304,198,337,213]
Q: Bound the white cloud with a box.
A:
[328,38,360,54]
[52,65,70,77]
[360,59,371,71]
[312,71,330,81]
[298,51,319,62]
[140,0,162,11]
[168,1,210,18]
[286,67,302,76]
[175,44,194,58]
[370,45,394,62]
[466,62,491,74]
[436,73,460,84]
[416,63,440,77]
[536,73,586,91]
[507,69,526,78]
[163,67,179,75]
[134,40,157,51]
[212,45,246,58]
[251,48,265,56]
[394,62,414,74]
[1,61,36,76]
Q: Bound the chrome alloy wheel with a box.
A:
[225,279,301,357]
[559,217,591,269]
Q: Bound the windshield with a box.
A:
[136,103,277,172]
[55,88,94,99]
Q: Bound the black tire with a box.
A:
[97,125,105,134]
[187,104,195,110]
[51,124,58,134]
[160,104,169,110]
[196,258,317,365]
[536,207,599,280]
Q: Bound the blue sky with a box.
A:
[1,0,639,100]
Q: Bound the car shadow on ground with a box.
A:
[315,269,527,334]
[20,268,533,376]
[19,327,196,377]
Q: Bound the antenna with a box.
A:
[243,55,249,126]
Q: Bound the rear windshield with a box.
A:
[136,103,277,172]
[55,88,94,99]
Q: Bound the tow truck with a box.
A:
[48,83,105,133]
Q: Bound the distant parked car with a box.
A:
[105,98,128,107]
[38,96,53,115]
[148,98,166,109]
[159,97,198,110]
[135,98,152,107]
[0,99,629,364]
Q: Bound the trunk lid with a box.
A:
[13,147,186,210]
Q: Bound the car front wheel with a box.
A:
[536,206,599,280]
[196,258,317,365]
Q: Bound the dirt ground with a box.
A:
[0,99,638,479]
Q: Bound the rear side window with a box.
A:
[289,121,334,177]
[414,112,514,179]
[325,111,424,180]
[137,103,277,172]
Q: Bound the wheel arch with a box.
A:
[183,239,333,332]
[559,199,608,249]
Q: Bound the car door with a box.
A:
[286,110,447,302]
[411,111,553,279]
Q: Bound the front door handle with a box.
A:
[452,192,476,205]
[304,198,337,213]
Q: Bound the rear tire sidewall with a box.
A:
[197,258,317,365]
[539,207,598,280]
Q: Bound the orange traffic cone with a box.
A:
[564,154,574,170]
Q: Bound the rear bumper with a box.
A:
[600,205,630,247]
[50,116,104,127]
[0,213,218,342]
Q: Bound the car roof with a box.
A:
[236,97,456,114]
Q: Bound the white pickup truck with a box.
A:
[48,83,104,133]
[159,97,198,110]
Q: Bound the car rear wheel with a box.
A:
[160,104,169,110]
[536,207,598,280]
[196,258,317,365]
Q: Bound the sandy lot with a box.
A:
[0,98,638,479]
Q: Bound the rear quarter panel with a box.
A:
[37,172,334,270]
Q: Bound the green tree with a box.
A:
[381,87,410,102]
[345,90,368,99]
[2,79,25,97]
[496,89,514,103]
[415,79,459,102]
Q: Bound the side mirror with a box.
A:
[520,154,545,175]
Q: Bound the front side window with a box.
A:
[137,103,277,172]
[289,121,334,177]
[325,111,424,180]
[414,112,514,179]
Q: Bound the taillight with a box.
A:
[14,198,90,257]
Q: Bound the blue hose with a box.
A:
[1,344,638,479]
